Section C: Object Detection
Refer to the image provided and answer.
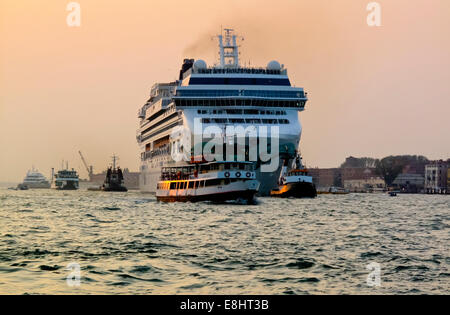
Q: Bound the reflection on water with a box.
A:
[0,189,448,294]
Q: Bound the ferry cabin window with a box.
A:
[188,181,194,189]
[210,164,220,171]
[170,182,176,190]
[205,179,222,187]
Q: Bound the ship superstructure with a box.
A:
[22,168,51,189]
[137,29,308,195]
[54,168,79,190]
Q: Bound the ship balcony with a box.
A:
[142,145,171,161]
[175,89,306,99]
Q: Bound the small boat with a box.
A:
[87,186,102,191]
[317,187,350,195]
[156,161,260,204]
[101,155,128,192]
[389,191,398,197]
[102,167,127,192]
[270,155,317,198]
[54,167,79,190]
[16,184,29,190]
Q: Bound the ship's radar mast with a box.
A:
[111,154,119,169]
[217,28,242,68]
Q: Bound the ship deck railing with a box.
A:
[195,68,285,75]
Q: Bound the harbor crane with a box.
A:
[78,151,93,178]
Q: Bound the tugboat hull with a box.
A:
[102,185,128,192]
[270,182,317,198]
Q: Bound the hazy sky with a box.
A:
[1,0,449,182]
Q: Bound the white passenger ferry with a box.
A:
[137,29,309,195]
[156,161,259,203]
[54,168,79,190]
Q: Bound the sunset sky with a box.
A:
[1,0,449,182]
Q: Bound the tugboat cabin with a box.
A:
[283,169,313,184]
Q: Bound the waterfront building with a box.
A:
[392,174,425,193]
[447,168,450,194]
[424,160,448,194]
[343,177,385,193]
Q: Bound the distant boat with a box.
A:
[389,191,398,197]
[21,168,51,189]
[54,168,79,190]
[16,183,29,190]
[101,155,128,192]
[270,154,317,198]
[317,187,350,195]
[87,186,102,191]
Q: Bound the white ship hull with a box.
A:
[22,168,51,189]
[22,182,51,189]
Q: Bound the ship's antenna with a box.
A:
[216,28,242,68]
[111,154,119,169]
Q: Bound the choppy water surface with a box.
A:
[0,188,448,294]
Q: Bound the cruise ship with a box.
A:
[136,29,309,195]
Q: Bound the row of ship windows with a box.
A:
[158,178,242,190]
[177,89,304,98]
[175,99,305,108]
[201,118,290,124]
[197,109,287,115]
[195,68,283,75]
[188,77,291,86]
